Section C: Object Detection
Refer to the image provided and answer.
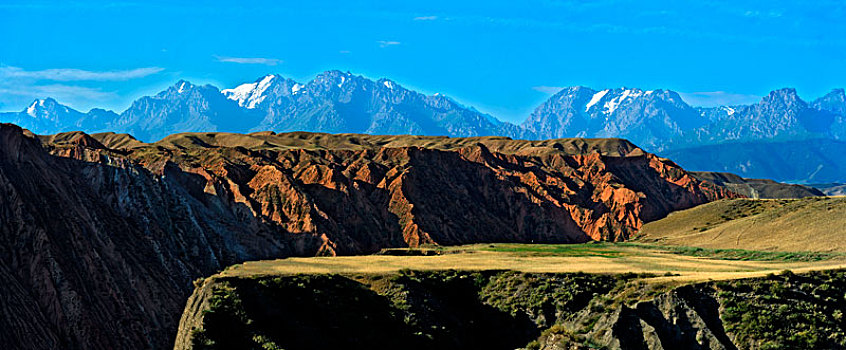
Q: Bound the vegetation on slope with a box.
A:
[183,268,846,350]
[186,271,627,350]
[716,269,846,349]
[524,269,846,350]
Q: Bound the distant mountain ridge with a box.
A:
[1,98,119,135]
[2,71,845,182]
[521,86,705,150]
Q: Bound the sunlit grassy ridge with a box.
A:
[638,197,846,252]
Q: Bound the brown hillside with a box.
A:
[638,197,846,252]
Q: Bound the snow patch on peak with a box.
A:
[26,100,39,116]
[177,82,187,93]
[602,89,644,114]
[291,83,305,94]
[222,82,257,105]
[337,76,347,88]
[222,75,279,109]
[720,106,736,116]
[383,80,395,89]
[585,90,609,111]
[257,74,276,88]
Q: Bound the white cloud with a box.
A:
[532,86,566,94]
[414,16,438,21]
[678,91,761,107]
[214,55,282,66]
[377,40,401,48]
[0,66,164,81]
[0,84,116,100]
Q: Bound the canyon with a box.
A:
[0,123,737,349]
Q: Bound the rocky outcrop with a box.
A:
[561,286,737,350]
[0,123,735,349]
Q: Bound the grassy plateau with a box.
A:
[219,242,846,284]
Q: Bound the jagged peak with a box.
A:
[152,80,221,99]
[173,80,195,93]
[314,69,354,81]
[311,70,360,90]
[376,78,402,90]
[557,86,596,94]
[23,97,71,117]
[758,88,805,107]
[765,87,799,99]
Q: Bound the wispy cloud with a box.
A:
[0,84,116,101]
[414,15,438,21]
[377,40,401,48]
[532,86,566,94]
[678,91,762,107]
[214,55,282,66]
[0,66,164,81]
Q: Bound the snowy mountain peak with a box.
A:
[601,88,646,115]
[222,74,280,108]
[24,98,66,118]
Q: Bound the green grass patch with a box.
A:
[477,242,626,258]
[618,242,837,262]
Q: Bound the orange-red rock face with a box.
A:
[102,132,735,253]
[0,124,737,349]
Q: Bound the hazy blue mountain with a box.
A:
[811,88,846,139]
[522,87,706,150]
[0,98,118,135]
[110,80,262,142]
[222,71,527,138]
[664,139,846,183]
[688,88,837,145]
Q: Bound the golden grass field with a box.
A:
[219,243,846,284]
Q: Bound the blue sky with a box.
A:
[1,0,844,122]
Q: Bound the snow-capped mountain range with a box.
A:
[2,70,846,181]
